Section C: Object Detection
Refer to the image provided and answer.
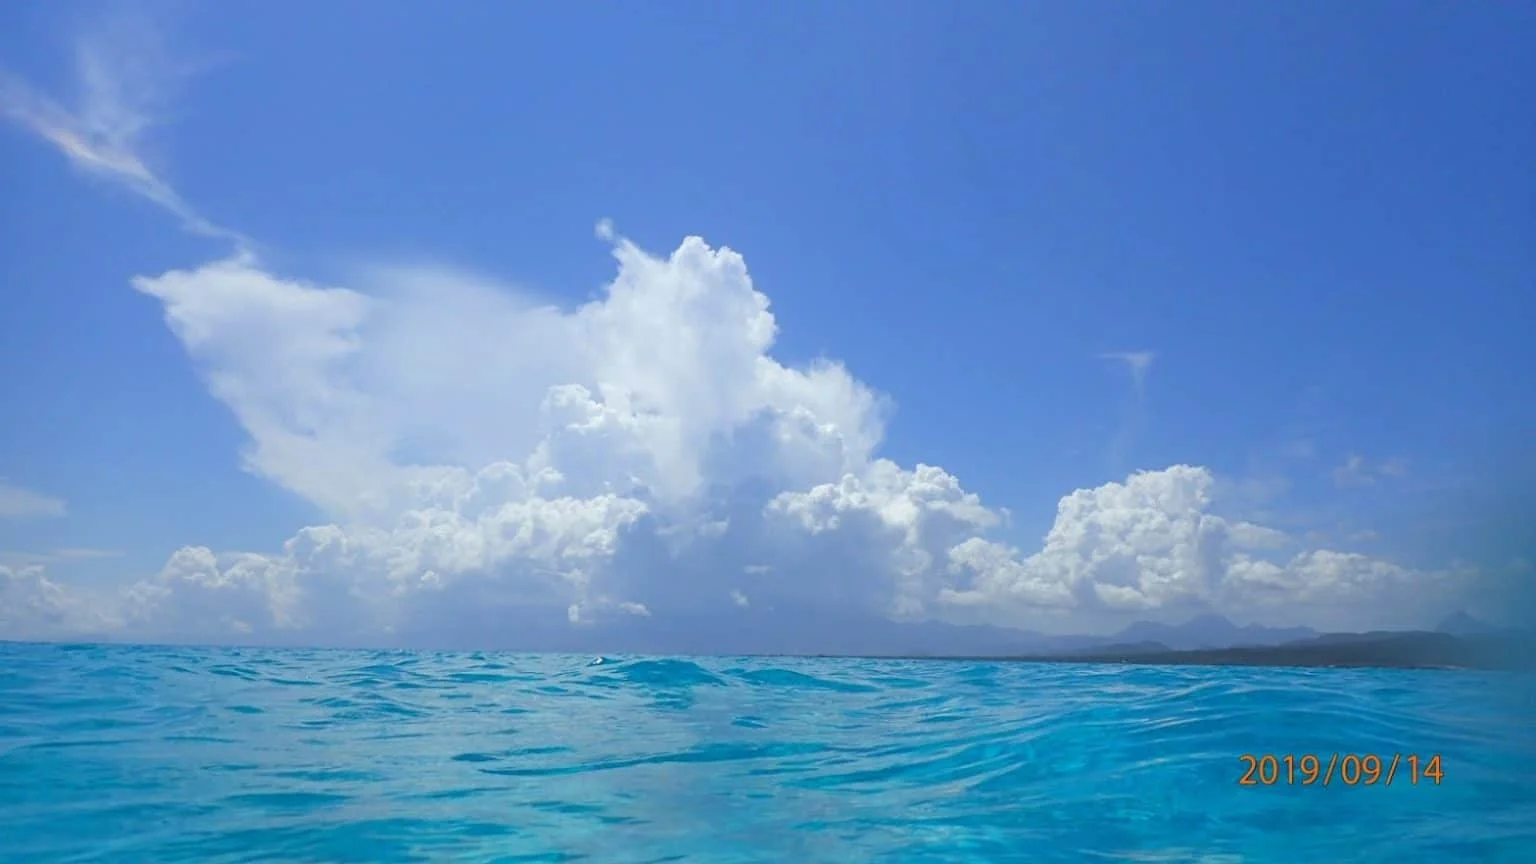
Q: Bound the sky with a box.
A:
[1,1,1532,651]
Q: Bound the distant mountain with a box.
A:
[1107,614,1317,651]
[1013,630,1530,671]
[377,599,1486,664]
[644,610,1323,658]
[1436,611,1495,637]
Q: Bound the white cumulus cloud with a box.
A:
[87,229,902,642]
[0,231,1470,646]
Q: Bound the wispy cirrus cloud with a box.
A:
[0,481,66,519]
[53,547,126,560]
[0,548,123,569]
[1099,350,1156,473]
[1099,350,1156,397]
[0,9,243,244]
[1334,454,1410,488]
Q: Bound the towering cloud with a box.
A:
[0,14,1468,648]
[2,231,1466,648]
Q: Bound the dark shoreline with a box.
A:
[882,631,1532,672]
[5,630,1531,671]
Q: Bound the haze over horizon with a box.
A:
[2,2,1532,653]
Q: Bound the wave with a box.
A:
[1,642,1532,862]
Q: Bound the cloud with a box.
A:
[1333,455,1369,486]
[0,9,242,243]
[108,230,895,633]
[0,548,122,569]
[0,482,67,518]
[1100,350,1156,396]
[52,547,125,560]
[0,20,1468,647]
[934,465,1449,632]
[129,234,884,521]
[1333,454,1410,488]
[1,231,1470,646]
[1099,350,1156,472]
[1279,438,1316,460]
[0,564,122,640]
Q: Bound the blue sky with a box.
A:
[1,1,1531,649]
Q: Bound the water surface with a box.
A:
[2,643,1532,862]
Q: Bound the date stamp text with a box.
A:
[1238,753,1443,786]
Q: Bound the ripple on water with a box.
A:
[0,643,1532,863]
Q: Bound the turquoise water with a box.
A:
[1,643,1532,862]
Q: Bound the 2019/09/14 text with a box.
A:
[1238,753,1444,787]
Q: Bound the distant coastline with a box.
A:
[893,630,1532,672]
[6,613,1529,671]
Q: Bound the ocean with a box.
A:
[2,642,1532,863]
